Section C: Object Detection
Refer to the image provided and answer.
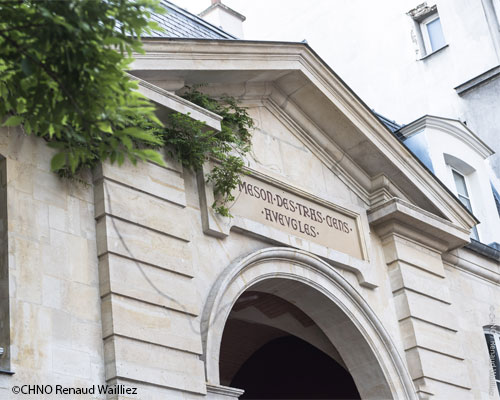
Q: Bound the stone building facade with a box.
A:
[0,19,499,400]
[203,0,500,184]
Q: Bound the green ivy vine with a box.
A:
[0,1,254,216]
[70,86,253,217]
[178,87,253,216]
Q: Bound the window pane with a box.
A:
[471,226,479,241]
[427,17,446,51]
[458,194,472,212]
[493,0,500,26]
[453,170,469,197]
[485,333,500,381]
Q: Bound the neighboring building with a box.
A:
[194,0,500,247]
[399,115,500,247]
[0,2,499,400]
[197,0,500,183]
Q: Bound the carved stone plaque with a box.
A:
[230,176,365,260]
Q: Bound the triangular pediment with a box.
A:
[130,39,477,233]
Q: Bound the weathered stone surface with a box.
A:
[99,253,199,316]
[94,179,190,241]
[101,294,202,354]
[96,216,193,277]
[1,41,499,400]
[95,160,186,207]
[104,336,206,394]
[382,235,445,277]
[389,261,451,304]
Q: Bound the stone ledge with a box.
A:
[368,198,470,251]
[454,64,500,95]
[206,384,245,399]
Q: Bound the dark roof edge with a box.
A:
[466,239,500,262]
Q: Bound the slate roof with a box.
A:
[147,0,236,39]
[146,2,405,136]
[373,111,402,134]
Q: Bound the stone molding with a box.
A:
[368,197,470,252]
[129,73,223,131]
[454,64,500,95]
[197,164,379,288]
[443,248,500,285]
[398,115,494,159]
[132,39,477,231]
[369,199,472,396]
[258,91,410,207]
[201,246,418,400]
[206,384,245,399]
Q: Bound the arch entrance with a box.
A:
[221,287,361,399]
[202,248,417,400]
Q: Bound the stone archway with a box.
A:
[201,247,417,400]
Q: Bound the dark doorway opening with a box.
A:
[230,335,361,400]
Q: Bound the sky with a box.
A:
[172,0,335,43]
[170,1,381,116]
[170,1,366,84]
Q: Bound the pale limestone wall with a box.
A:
[445,250,500,400]
[0,99,498,400]
[88,102,410,398]
[0,128,105,399]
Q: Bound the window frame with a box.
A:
[492,0,500,28]
[484,326,500,396]
[407,4,448,58]
[450,167,480,240]
[420,13,446,54]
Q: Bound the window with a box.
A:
[452,169,479,240]
[492,0,500,27]
[421,14,446,53]
[407,3,447,58]
[484,326,500,396]
[481,0,500,57]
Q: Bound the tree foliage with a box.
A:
[0,0,165,173]
[0,1,254,216]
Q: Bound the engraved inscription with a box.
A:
[230,177,364,260]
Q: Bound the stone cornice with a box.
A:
[443,247,500,285]
[132,39,478,231]
[398,115,494,159]
[206,384,245,397]
[368,198,470,252]
[129,74,222,131]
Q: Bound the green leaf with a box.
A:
[2,115,23,127]
[68,153,79,173]
[121,135,133,150]
[138,149,165,166]
[50,152,67,171]
[122,127,162,145]
[117,151,125,165]
[97,121,113,133]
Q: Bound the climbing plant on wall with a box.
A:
[0,0,254,216]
